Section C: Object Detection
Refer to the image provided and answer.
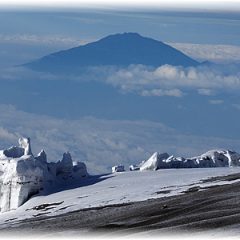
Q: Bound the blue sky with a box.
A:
[0,7,240,173]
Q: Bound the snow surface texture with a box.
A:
[0,138,88,213]
[0,167,240,228]
[139,150,240,171]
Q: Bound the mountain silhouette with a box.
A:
[25,32,199,72]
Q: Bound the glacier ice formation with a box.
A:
[139,149,240,171]
[0,138,88,213]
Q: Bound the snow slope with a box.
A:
[0,167,240,228]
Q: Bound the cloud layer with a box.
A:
[169,43,240,63]
[0,104,240,174]
[1,60,240,99]
[105,64,240,96]
[0,34,88,47]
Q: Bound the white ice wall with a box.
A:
[140,149,240,171]
[0,138,88,213]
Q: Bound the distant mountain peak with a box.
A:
[24,32,199,73]
[96,32,163,44]
[102,32,142,38]
[108,32,141,37]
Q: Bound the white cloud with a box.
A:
[0,104,240,174]
[198,88,215,96]
[140,88,183,97]
[169,43,240,63]
[105,64,240,95]
[209,99,224,105]
[232,103,240,110]
[0,127,19,141]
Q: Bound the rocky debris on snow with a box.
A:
[129,165,140,171]
[112,165,125,173]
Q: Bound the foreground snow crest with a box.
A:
[0,138,88,213]
[140,150,240,171]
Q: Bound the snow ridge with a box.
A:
[139,149,240,171]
